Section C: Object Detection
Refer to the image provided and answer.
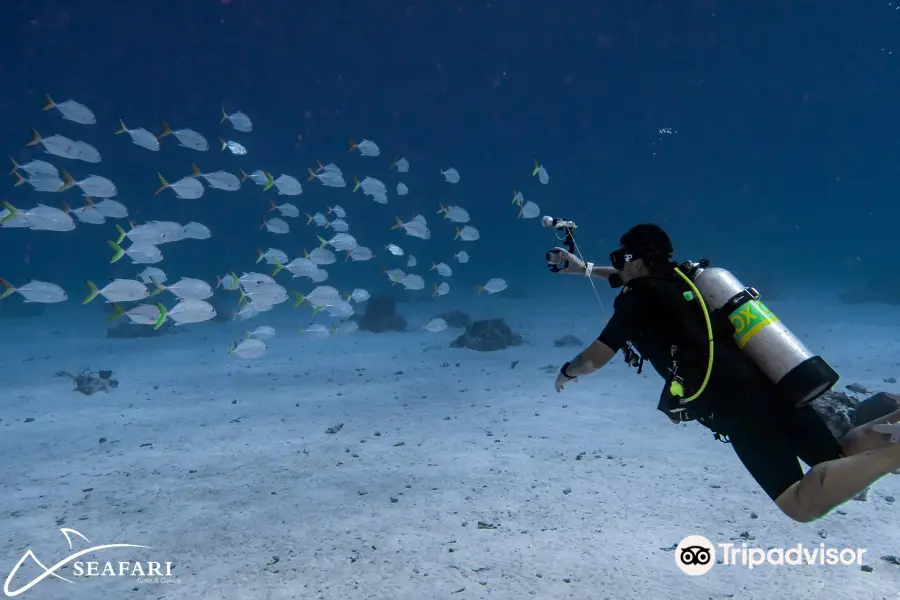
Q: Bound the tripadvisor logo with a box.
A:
[3,528,179,597]
[673,534,867,575]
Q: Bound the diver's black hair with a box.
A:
[620,223,673,266]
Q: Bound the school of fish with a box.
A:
[1,95,553,359]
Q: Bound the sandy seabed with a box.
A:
[1,297,898,600]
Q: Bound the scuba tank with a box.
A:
[679,260,840,407]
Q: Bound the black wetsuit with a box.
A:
[596,274,842,501]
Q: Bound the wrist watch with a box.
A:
[560,362,575,379]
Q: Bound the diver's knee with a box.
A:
[775,484,825,523]
[840,426,867,455]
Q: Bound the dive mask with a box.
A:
[609,247,633,271]
[607,247,634,289]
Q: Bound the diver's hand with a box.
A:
[552,247,586,275]
[555,371,577,393]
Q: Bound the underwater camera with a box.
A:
[542,215,578,272]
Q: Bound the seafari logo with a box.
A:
[3,528,176,597]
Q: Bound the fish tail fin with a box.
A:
[227,342,236,355]
[432,283,439,298]
[296,325,305,335]
[351,175,361,192]
[475,284,485,294]
[268,199,278,212]
[291,291,304,308]
[437,202,446,215]
[114,118,127,135]
[345,250,352,262]
[42,93,55,111]
[217,137,227,151]
[84,196,94,208]
[154,172,168,196]
[316,235,327,249]
[220,104,228,123]
[114,224,126,244]
[153,302,168,330]
[346,138,357,153]
[216,275,223,289]
[107,240,125,264]
[454,227,461,240]
[157,120,172,139]
[230,309,238,321]
[272,261,283,276]
[255,248,265,264]
[430,262,437,271]
[302,248,310,258]
[517,204,524,219]
[8,156,19,175]
[262,170,274,191]
[59,169,75,192]
[149,278,165,296]
[11,171,25,187]
[259,216,266,230]
[326,205,334,215]
[82,280,100,304]
[305,213,313,225]
[239,169,250,181]
[60,200,71,214]
[324,219,331,229]
[106,303,126,322]
[316,159,324,172]
[0,278,15,300]
[390,216,404,230]
[190,163,202,177]
[307,168,317,181]
[511,187,518,204]
[1,201,17,223]
[532,157,540,176]
[311,305,321,316]
[26,128,41,147]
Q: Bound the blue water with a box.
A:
[2,1,900,597]
[2,0,899,294]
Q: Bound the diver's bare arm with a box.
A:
[587,264,617,280]
[565,341,617,377]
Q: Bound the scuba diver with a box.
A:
[548,222,900,522]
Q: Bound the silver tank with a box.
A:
[689,266,837,404]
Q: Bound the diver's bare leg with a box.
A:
[841,397,900,456]
[775,442,900,522]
